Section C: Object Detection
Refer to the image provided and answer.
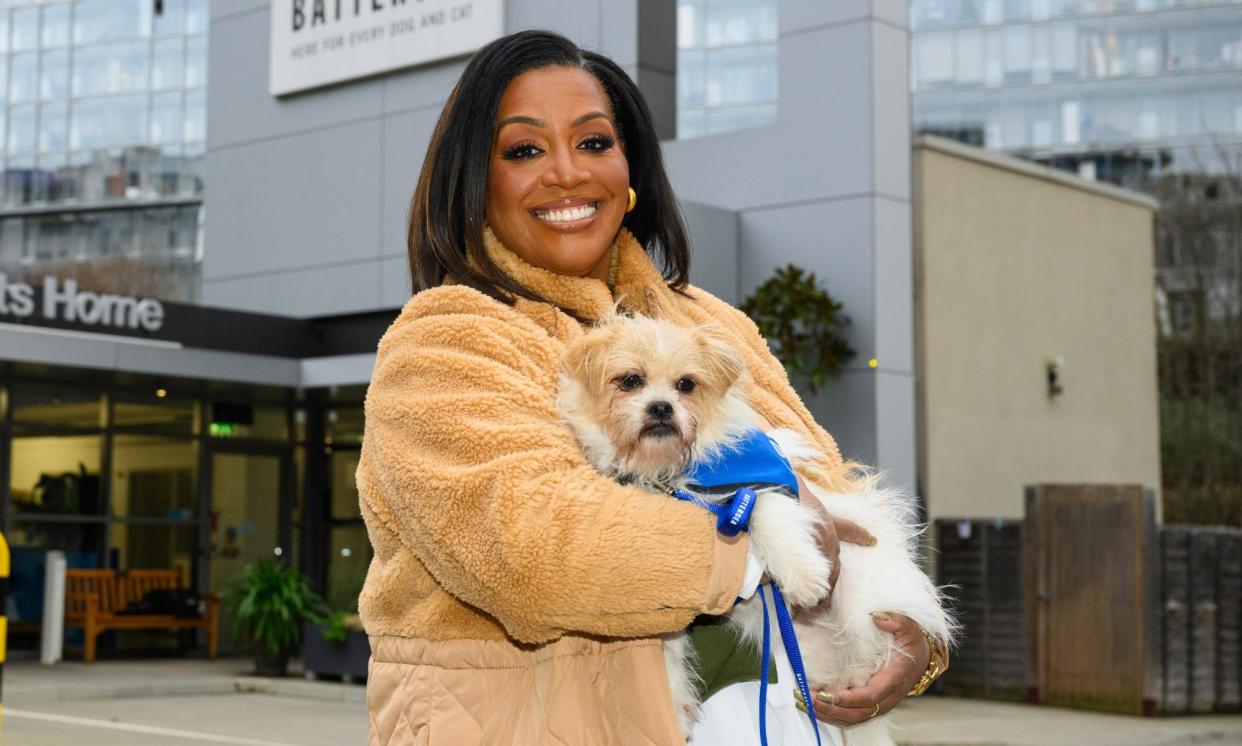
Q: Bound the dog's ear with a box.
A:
[560,326,614,390]
[696,325,746,391]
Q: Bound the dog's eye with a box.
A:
[618,374,645,391]
[676,377,696,393]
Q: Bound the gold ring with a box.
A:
[870,703,880,719]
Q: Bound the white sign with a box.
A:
[269,0,505,96]
[0,274,165,332]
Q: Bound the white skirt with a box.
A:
[690,593,844,746]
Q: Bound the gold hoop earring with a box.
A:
[626,187,637,213]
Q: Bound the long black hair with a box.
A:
[406,30,690,304]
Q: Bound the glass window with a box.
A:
[109,523,196,575]
[10,434,104,515]
[208,401,289,440]
[9,103,37,154]
[916,32,955,88]
[185,35,207,88]
[705,104,777,135]
[74,0,153,45]
[0,218,24,263]
[678,0,703,48]
[329,448,361,520]
[984,29,1003,87]
[111,435,198,519]
[0,13,9,54]
[10,51,38,103]
[115,394,198,434]
[327,525,372,613]
[154,0,186,37]
[150,91,182,145]
[1051,23,1077,79]
[704,44,776,107]
[39,101,68,153]
[152,38,184,90]
[73,42,150,96]
[41,49,69,100]
[678,49,706,107]
[184,88,205,142]
[956,29,984,85]
[70,94,148,150]
[42,3,71,48]
[186,0,208,35]
[1031,26,1051,83]
[1002,26,1032,82]
[11,6,39,51]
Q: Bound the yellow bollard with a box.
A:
[0,531,8,728]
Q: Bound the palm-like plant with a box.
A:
[222,560,327,674]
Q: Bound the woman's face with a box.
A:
[487,66,630,283]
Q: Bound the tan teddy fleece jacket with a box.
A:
[358,226,850,745]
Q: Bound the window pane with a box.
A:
[112,435,198,519]
[74,0,153,45]
[73,42,150,96]
[115,394,198,434]
[109,523,196,576]
[186,0,208,35]
[11,51,38,103]
[12,383,104,427]
[154,0,185,36]
[70,94,148,150]
[327,525,372,613]
[184,88,205,142]
[325,405,363,446]
[330,449,361,520]
[150,91,182,145]
[9,103,38,154]
[39,101,68,152]
[42,3,71,48]
[11,433,104,515]
[11,6,39,51]
[152,38,184,90]
[208,401,289,440]
[41,49,69,100]
[185,35,207,88]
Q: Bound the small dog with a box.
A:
[558,314,953,746]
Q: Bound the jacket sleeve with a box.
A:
[356,297,750,645]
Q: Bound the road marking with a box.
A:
[5,707,303,745]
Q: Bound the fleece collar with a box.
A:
[480,224,675,322]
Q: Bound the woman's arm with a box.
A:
[357,296,750,645]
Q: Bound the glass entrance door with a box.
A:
[207,451,285,594]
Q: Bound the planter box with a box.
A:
[302,622,370,681]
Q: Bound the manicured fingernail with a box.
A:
[868,536,878,547]
[815,690,839,704]
[872,611,891,621]
[794,699,809,714]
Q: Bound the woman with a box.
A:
[357,30,944,746]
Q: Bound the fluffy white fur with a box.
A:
[558,315,954,745]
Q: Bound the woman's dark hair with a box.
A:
[407,30,690,303]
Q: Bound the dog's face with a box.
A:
[558,315,750,484]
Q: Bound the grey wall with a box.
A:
[662,0,916,490]
[204,0,915,490]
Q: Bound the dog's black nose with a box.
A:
[647,401,674,420]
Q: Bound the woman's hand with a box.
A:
[790,474,874,619]
[793,612,930,726]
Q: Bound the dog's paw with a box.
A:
[765,544,832,608]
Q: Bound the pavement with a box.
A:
[2,656,1241,745]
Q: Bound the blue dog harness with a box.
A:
[667,429,824,746]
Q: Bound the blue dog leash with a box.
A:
[669,429,824,746]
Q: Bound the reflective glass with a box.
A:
[152,38,184,90]
[39,101,68,152]
[150,91,182,145]
[42,3,70,48]
[70,94,148,150]
[208,402,289,441]
[115,394,198,434]
[186,0,208,35]
[74,0,153,45]
[154,0,185,37]
[11,6,38,51]
[185,35,206,87]
[327,525,372,613]
[41,49,69,100]
[330,448,361,520]
[0,13,9,54]
[704,45,776,107]
[184,88,205,142]
[10,433,104,515]
[10,51,37,103]
[8,103,36,154]
[111,434,198,519]
[73,42,150,96]
[325,405,364,447]
[109,523,196,575]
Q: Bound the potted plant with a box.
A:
[302,562,370,681]
[221,559,326,676]
[740,264,856,394]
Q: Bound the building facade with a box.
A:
[0,0,916,652]
[0,0,209,304]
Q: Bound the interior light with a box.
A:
[156,388,167,398]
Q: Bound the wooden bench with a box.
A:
[64,568,219,663]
